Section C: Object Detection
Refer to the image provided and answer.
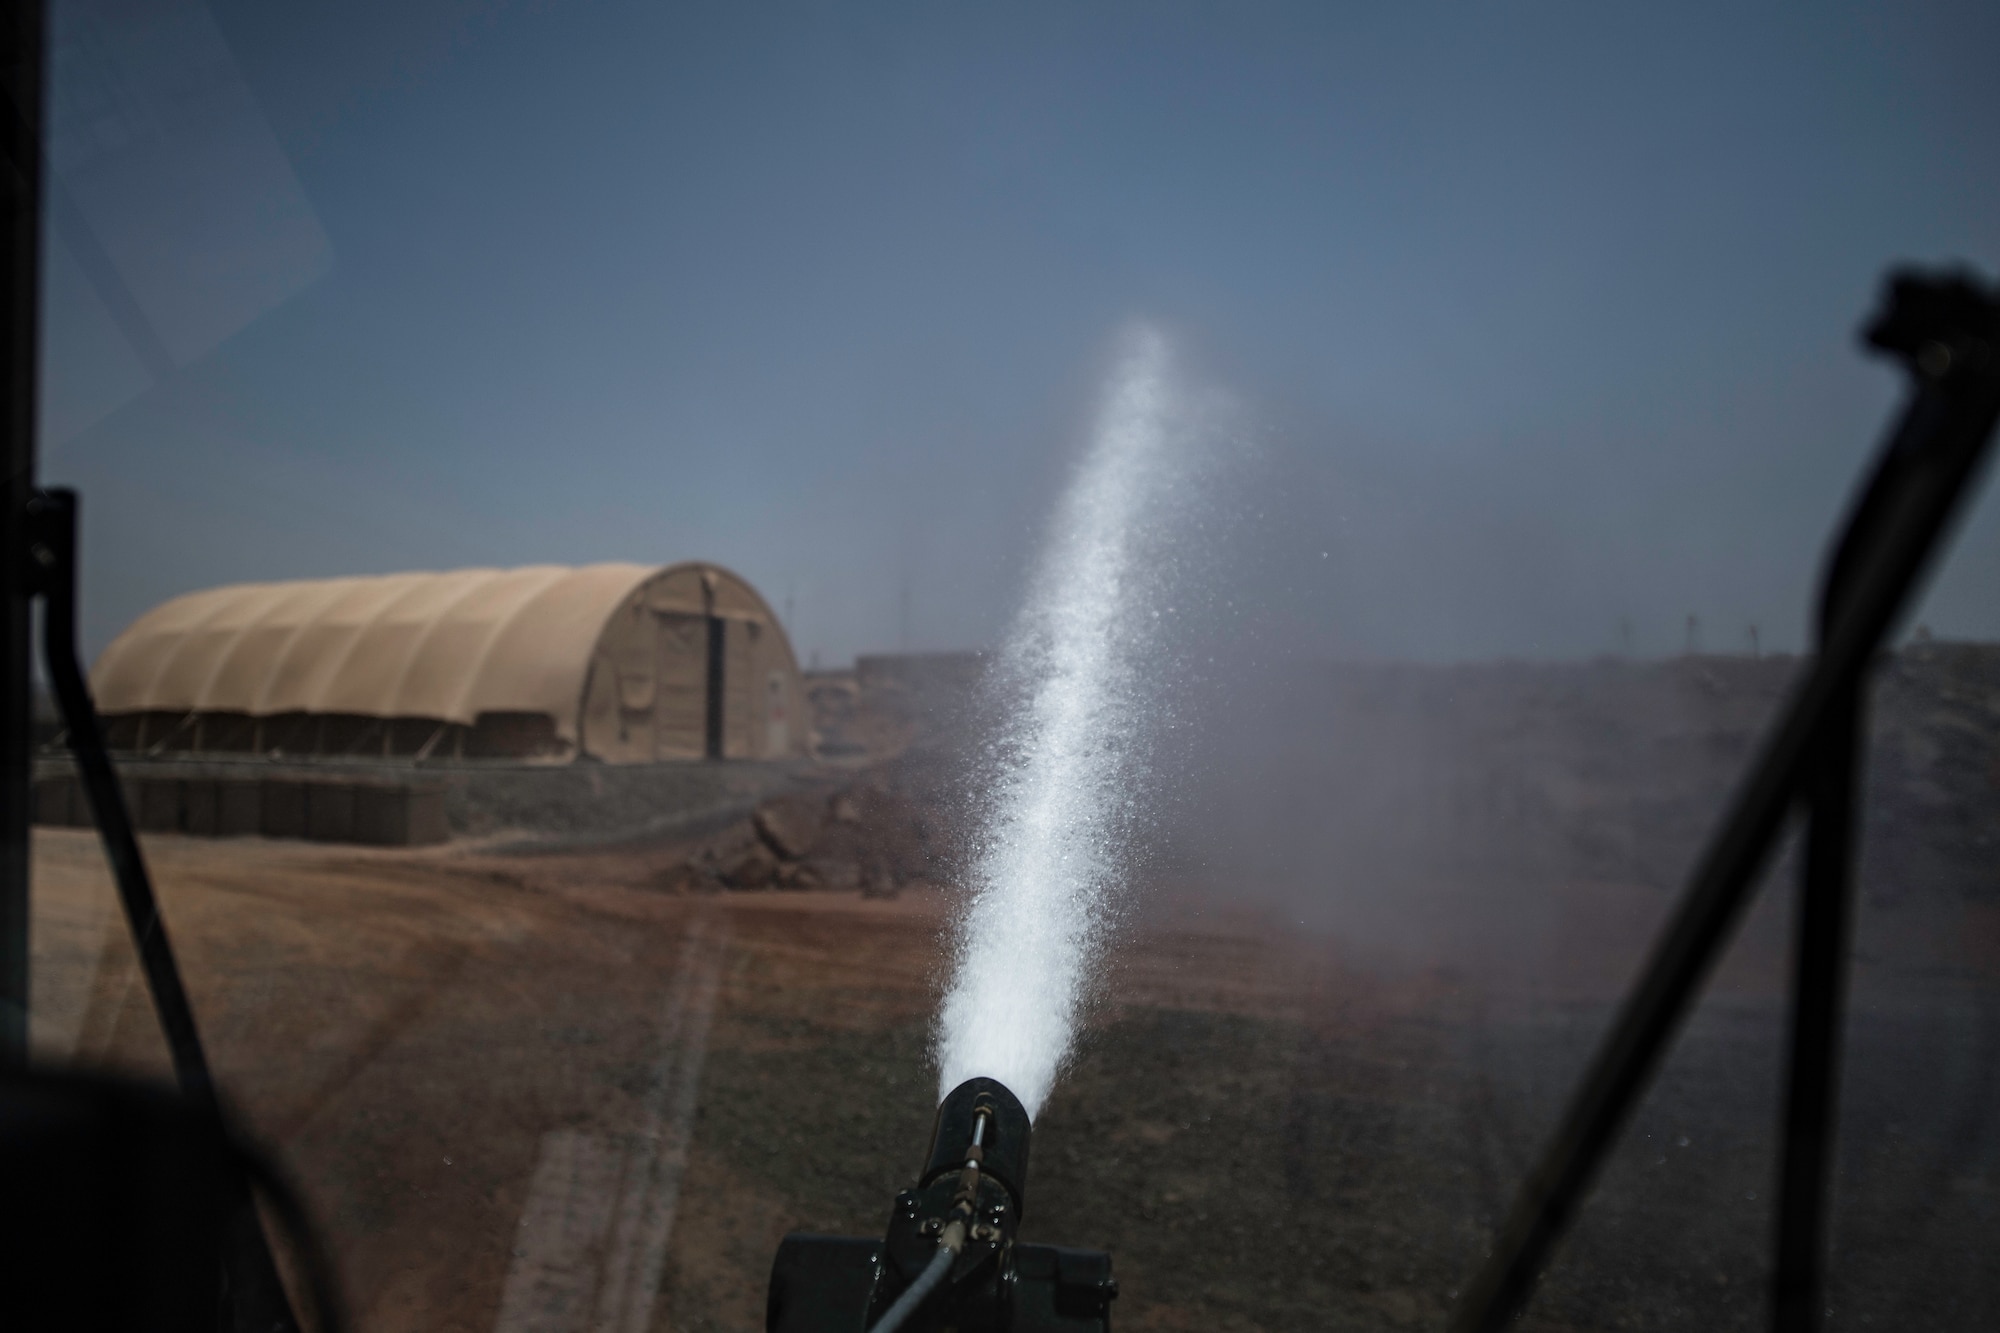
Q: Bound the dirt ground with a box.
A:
[26,826,2000,1332]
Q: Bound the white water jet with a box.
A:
[936,325,1203,1118]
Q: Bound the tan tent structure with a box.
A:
[91,563,806,763]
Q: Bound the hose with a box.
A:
[873,1108,991,1332]
[868,1243,954,1333]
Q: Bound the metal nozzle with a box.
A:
[766,1076,1113,1332]
[920,1077,1031,1212]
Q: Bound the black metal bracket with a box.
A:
[1448,268,2000,1333]
[24,489,218,1096]
[22,487,309,1333]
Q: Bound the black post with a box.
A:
[0,0,43,1065]
[1773,691,1859,1333]
[28,492,216,1097]
[29,490,303,1332]
[1767,356,1927,1333]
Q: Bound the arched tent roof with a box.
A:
[90,562,777,747]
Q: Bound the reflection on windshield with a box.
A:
[28,2,2000,1330]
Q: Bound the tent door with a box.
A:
[652,613,707,760]
[704,615,725,759]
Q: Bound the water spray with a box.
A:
[766,329,1201,1330]
[939,326,1190,1116]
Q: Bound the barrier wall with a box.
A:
[33,771,449,847]
[30,753,814,849]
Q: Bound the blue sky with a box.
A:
[39,0,2000,665]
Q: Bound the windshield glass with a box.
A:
[26,3,2000,1331]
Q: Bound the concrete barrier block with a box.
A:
[353,784,451,847]
[134,777,182,833]
[261,780,306,840]
[305,782,355,842]
[352,785,398,845]
[32,774,82,827]
[217,779,262,837]
[408,785,448,846]
[182,780,220,837]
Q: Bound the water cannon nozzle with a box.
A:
[765,1077,1113,1332]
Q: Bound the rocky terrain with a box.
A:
[654,760,955,896]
